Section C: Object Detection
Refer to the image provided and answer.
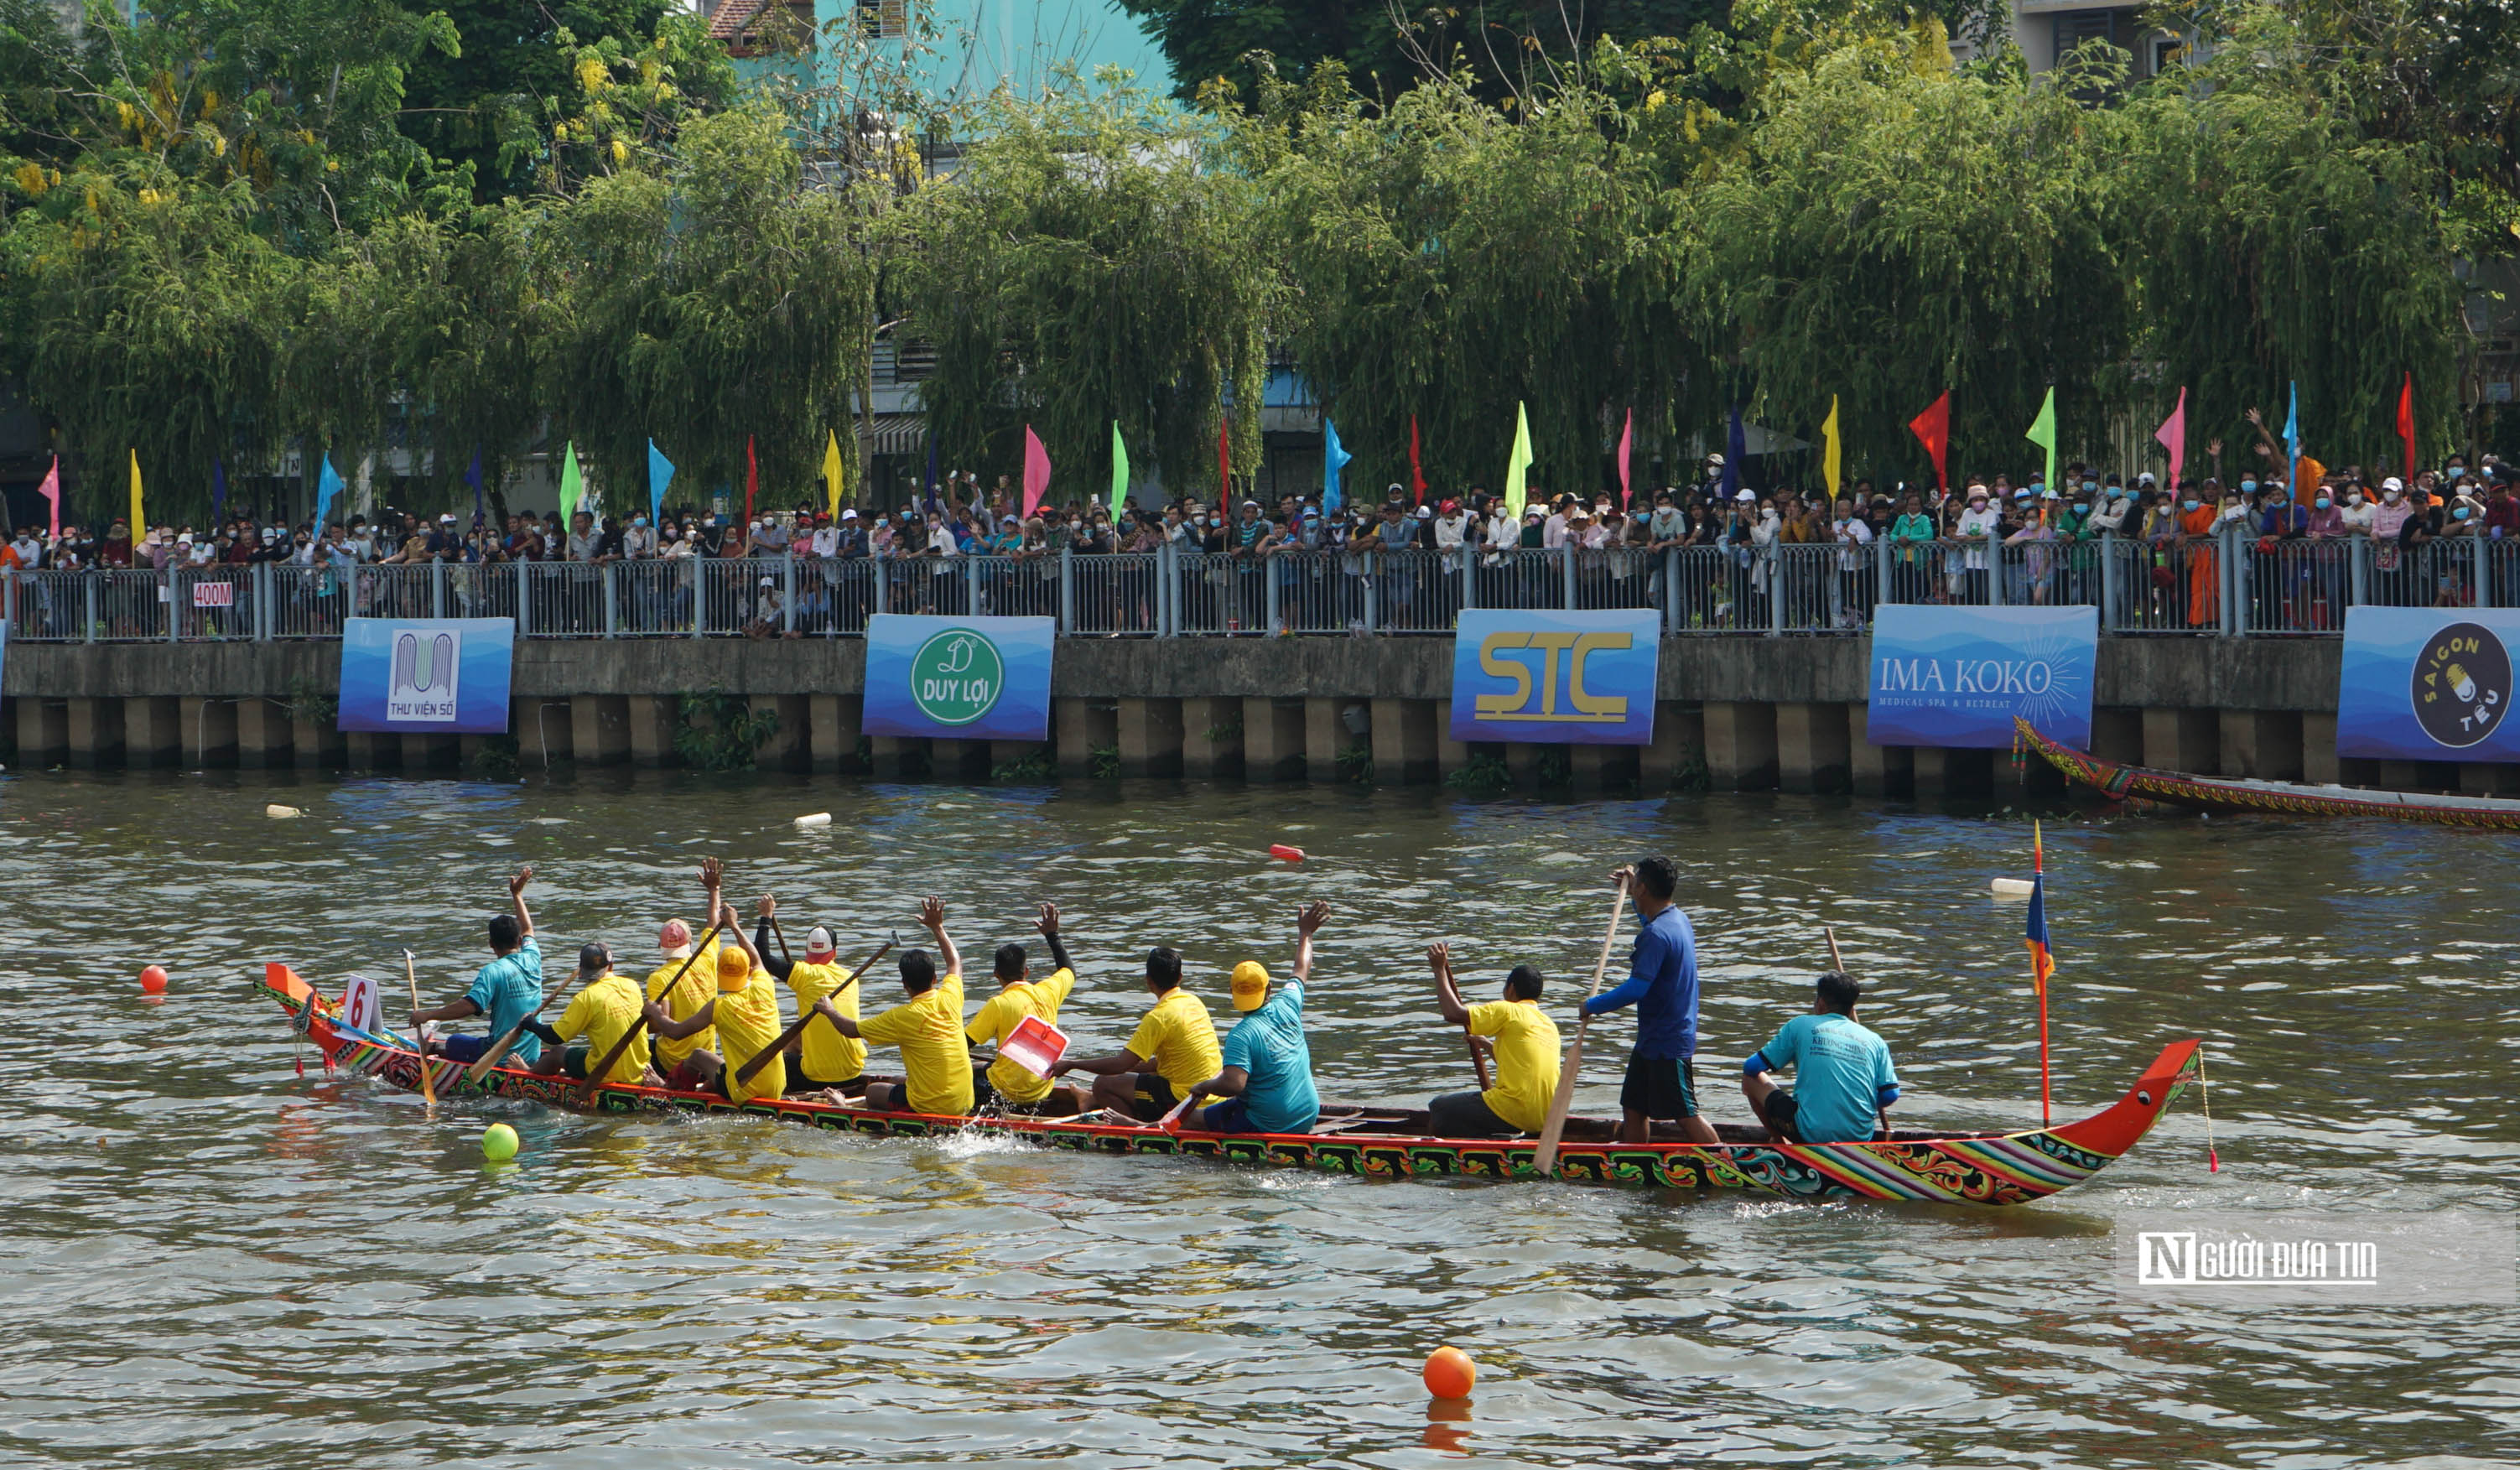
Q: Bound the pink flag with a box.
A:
[1617,408,1634,509]
[1021,424,1051,518]
[36,455,60,537]
[2154,387,2187,492]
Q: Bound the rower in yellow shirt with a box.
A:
[962,901,1082,1114]
[527,942,661,1088]
[642,901,788,1104]
[645,858,730,1088]
[816,896,971,1117]
[751,893,866,1098]
[1423,942,1561,1136]
[1051,943,1221,1122]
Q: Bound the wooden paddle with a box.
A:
[732,938,893,1088]
[403,949,435,1112]
[578,919,725,1102]
[1528,877,1631,1178]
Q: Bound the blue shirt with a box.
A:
[1581,904,1699,1059]
[463,936,546,1064]
[1744,1012,1899,1144]
[1219,979,1317,1134]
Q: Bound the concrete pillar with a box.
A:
[235,698,290,770]
[66,698,124,768]
[514,699,569,770]
[1568,742,1638,793]
[1639,703,1699,793]
[2301,713,2341,785]
[627,695,679,768]
[990,740,1049,777]
[1304,697,1350,785]
[572,694,631,766]
[1117,697,1186,778]
[125,697,181,768]
[402,733,458,770]
[2380,761,2455,792]
[343,730,397,771]
[2218,709,2303,781]
[1055,698,1117,778]
[1703,701,1779,791]
[1240,697,1306,782]
[928,738,991,780]
[1850,732,1914,799]
[180,697,236,767]
[2338,756,2382,789]
[2141,708,2217,776]
[752,694,810,773]
[1775,702,1851,795]
[294,714,344,771]
[1369,697,1439,784]
[868,737,929,780]
[1504,742,1546,789]
[1437,731,1475,782]
[809,693,861,774]
[2091,708,2144,766]
[15,699,66,766]
[1183,696,1244,780]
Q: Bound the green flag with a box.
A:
[1503,401,1533,517]
[2024,387,2057,491]
[560,439,585,517]
[1109,420,1129,516]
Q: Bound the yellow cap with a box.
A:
[1229,960,1270,1012]
[716,943,751,993]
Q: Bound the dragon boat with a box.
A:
[267,962,2197,1208]
[2018,717,2520,830]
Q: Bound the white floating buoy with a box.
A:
[267,804,303,819]
[1989,877,2034,897]
[793,812,832,829]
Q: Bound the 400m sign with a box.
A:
[864,615,1054,741]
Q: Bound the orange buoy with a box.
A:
[1269,844,1305,863]
[138,965,169,995]
[1422,1346,1476,1400]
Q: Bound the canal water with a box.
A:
[3,771,2512,1467]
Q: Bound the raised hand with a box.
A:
[757,893,777,920]
[1035,901,1061,938]
[508,865,533,897]
[1296,900,1329,936]
[717,901,741,931]
[699,856,724,890]
[1426,941,1450,974]
[918,896,946,933]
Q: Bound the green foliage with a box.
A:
[1336,739,1374,784]
[1444,753,1515,792]
[465,731,520,779]
[283,673,337,727]
[673,690,778,770]
[1534,745,1572,785]
[1670,747,1711,792]
[1090,744,1121,779]
[991,748,1056,781]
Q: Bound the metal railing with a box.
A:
[9,532,2503,642]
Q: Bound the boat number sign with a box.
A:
[865,614,1054,742]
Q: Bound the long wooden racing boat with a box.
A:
[2018,717,2520,830]
[267,962,2196,1207]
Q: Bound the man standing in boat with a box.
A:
[1423,943,1559,1138]
[1178,901,1328,1135]
[409,865,544,1067]
[1581,859,1720,1145]
[1739,970,1899,1143]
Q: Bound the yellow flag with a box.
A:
[1503,401,1533,518]
[128,449,144,537]
[823,429,844,521]
[1822,395,1842,499]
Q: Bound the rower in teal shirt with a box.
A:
[1740,970,1899,1144]
[410,865,549,1067]
[1184,901,1328,1134]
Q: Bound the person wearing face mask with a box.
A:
[1953,486,1998,605]
[2177,480,2221,627]
[2370,477,2413,604]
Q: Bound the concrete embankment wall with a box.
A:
[8,634,2489,797]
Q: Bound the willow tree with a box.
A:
[531,102,881,506]
[1248,61,1705,499]
[890,81,1279,501]
[1686,37,2133,489]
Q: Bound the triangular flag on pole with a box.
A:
[1409,413,1426,504]
[1617,408,1634,509]
[2397,371,2417,484]
[211,456,227,524]
[1908,392,1950,493]
[1322,417,1352,512]
[560,441,585,519]
[1109,420,1129,517]
[2024,386,2057,491]
[1022,424,1051,518]
[647,439,675,526]
[1722,403,1745,501]
[746,434,760,523]
[313,452,344,530]
[822,430,843,522]
[1502,401,1533,517]
[1821,394,1842,499]
[2154,387,2186,496]
[2282,381,2301,501]
[128,449,143,538]
[466,445,485,527]
[37,455,59,538]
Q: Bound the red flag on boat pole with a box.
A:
[1909,391,1951,494]
[2024,819,2055,1127]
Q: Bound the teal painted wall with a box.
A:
[740,2,1169,101]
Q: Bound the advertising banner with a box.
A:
[2339,607,2520,761]
[1867,605,2097,749]
[1447,609,1660,745]
[338,617,514,734]
[864,614,1054,741]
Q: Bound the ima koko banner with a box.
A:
[864,614,1054,741]
[2339,608,2520,761]
[338,617,514,733]
[1867,605,2097,749]
[1448,609,1660,745]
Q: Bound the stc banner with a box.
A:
[1448,609,1660,745]
[1867,605,2097,749]
[2339,607,2520,761]
[864,614,1054,741]
[338,617,515,733]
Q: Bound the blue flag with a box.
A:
[1722,403,1746,502]
[1322,417,1353,512]
[647,439,675,526]
[467,445,485,527]
[211,456,226,523]
[2282,381,2300,494]
[313,451,345,529]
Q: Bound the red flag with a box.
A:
[1908,392,1950,493]
[1409,413,1426,504]
[745,434,758,523]
[2397,371,2417,483]
[1022,423,1051,518]
[1217,416,1231,504]
[1617,408,1634,509]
